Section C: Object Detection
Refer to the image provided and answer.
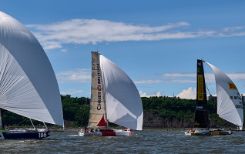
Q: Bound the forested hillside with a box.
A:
[2,95,238,129]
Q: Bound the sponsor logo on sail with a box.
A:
[228,82,237,89]
[235,104,243,109]
[197,75,204,101]
[96,63,102,110]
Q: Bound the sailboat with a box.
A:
[78,52,143,136]
[0,11,64,139]
[185,59,211,136]
[185,59,237,136]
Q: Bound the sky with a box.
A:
[1,0,245,99]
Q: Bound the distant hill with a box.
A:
[2,95,238,129]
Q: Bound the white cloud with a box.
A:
[162,72,245,84]
[57,68,90,83]
[27,20,189,50]
[135,79,162,84]
[163,73,196,78]
[26,19,245,50]
[177,87,196,99]
[139,91,163,97]
[162,73,197,83]
[60,89,84,97]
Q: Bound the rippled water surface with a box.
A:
[0,129,245,153]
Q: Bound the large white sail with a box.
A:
[206,62,243,129]
[99,54,143,130]
[88,52,107,128]
[0,11,64,126]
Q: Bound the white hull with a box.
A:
[78,128,132,137]
[185,128,210,136]
[114,129,132,136]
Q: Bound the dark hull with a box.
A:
[209,129,232,136]
[185,128,232,136]
[1,129,49,140]
[231,129,245,131]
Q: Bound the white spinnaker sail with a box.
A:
[0,11,64,126]
[99,54,143,130]
[206,62,243,129]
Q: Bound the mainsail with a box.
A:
[194,59,209,128]
[88,52,107,128]
[100,54,143,130]
[0,11,64,127]
[206,62,243,130]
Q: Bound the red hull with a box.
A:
[100,129,116,136]
[79,128,132,136]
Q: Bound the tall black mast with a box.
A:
[0,109,3,129]
[194,59,210,128]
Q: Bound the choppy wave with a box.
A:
[0,129,245,153]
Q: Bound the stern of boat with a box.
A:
[2,128,49,140]
[114,129,133,136]
[185,128,210,136]
[209,128,232,136]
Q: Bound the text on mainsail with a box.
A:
[97,63,102,110]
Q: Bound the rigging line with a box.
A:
[30,118,36,130]
[206,85,213,97]
[16,117,28,126]
[43,122,48,129]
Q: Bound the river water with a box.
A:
[0,129,244,153]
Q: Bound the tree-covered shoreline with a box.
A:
[2,95,239,129]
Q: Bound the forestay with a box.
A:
[0,11,64,127]
[206,62,243,130]
[99,55,143,130]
